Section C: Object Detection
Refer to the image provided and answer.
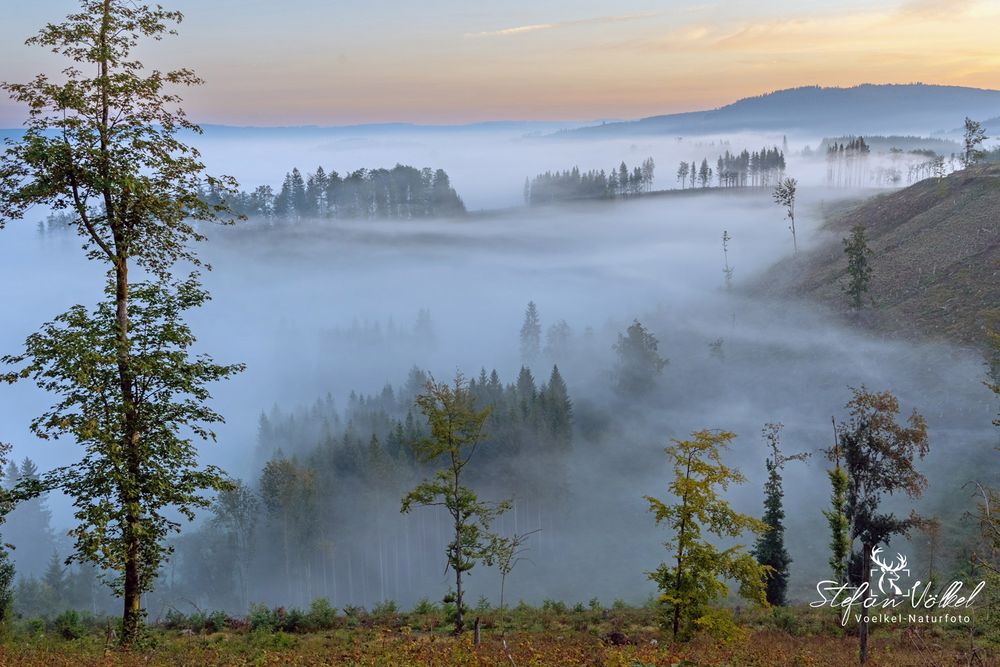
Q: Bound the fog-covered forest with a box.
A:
[1,1,999,664]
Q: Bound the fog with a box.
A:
[1,127,996,614]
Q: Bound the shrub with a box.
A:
[371,599,398,619]
[306,598,337,630]
[247,604,274,633]
[542,599,567,614]
[52,609,85,640]
[410,598,437,615]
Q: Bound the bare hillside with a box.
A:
[759,165,1000,346]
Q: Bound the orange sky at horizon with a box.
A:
[1,0,999,125]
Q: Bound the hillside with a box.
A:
[759,165,1000,347]
[559,84,1000,138]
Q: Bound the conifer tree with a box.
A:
[962,117,988,168]
[824,418,850,583]
[520,302,541,365]
[773,177,798,253]
[753,423,809,605]
[613,320,667,397]
[677,162,690,189]
[843,224,873,311]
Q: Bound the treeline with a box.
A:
[2,461,115,618]
[160,362,574,613]
[825,137,872,187]
[818,135,965,187]
[524,158,655,205]
[203,164,466,221]
[676,146,786,189]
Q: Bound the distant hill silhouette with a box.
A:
[559,84,1000,138]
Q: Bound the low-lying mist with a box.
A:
[1,129,995,617]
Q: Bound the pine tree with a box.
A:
[773,177,798,254]
[677,162,689,189]
[843,224,873,311]
[43,551,66,600]
[613,320,667,397]
[645,430,770,641]
[753,424,809,605]
[520,302,541,365]
[721,231,734,290]
[962,117,988,168]
[824,418,850,583]
[541,366,572,450]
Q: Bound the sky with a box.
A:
[1,0,999,126]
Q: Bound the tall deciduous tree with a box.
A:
[753,423,809,606]
[837,387,929,664]
[645,430,770,642]
[400,374,510,634]
[0,1,240,643]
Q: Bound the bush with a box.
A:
[342,604,365,628]
[52,609,85,640]
[371,599,398,619]
[282,607,306,633]
[163,609,186,630]
[247,604,274,633]
[410,598,437,615]
[306,598,337,630]
[542,599,567,614]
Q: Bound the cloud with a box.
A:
[898,0,978,17]
[465,13,656,39]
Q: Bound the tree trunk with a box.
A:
[454,540,464,633]
[859,543,870,664]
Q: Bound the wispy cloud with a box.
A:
[465,13,656,39]
[898,0,978,18]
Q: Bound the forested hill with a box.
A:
[760,165,1000,347]
[558,84,1000,137]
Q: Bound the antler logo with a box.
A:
[870,546,909,596]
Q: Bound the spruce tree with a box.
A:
[843,224,873,311]
[520,302,541,365]
[753,423,809,605]
[824,419,850,583]
[613,320,667,397]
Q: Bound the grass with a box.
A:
[0,603,994,666]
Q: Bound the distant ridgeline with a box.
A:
[204,164,467,221]
[816,136,962,187]
[524,157,656,205]
[676,146,787,190]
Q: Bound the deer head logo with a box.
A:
[870,547,909,596]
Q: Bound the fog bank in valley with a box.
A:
[1,128,995,613]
